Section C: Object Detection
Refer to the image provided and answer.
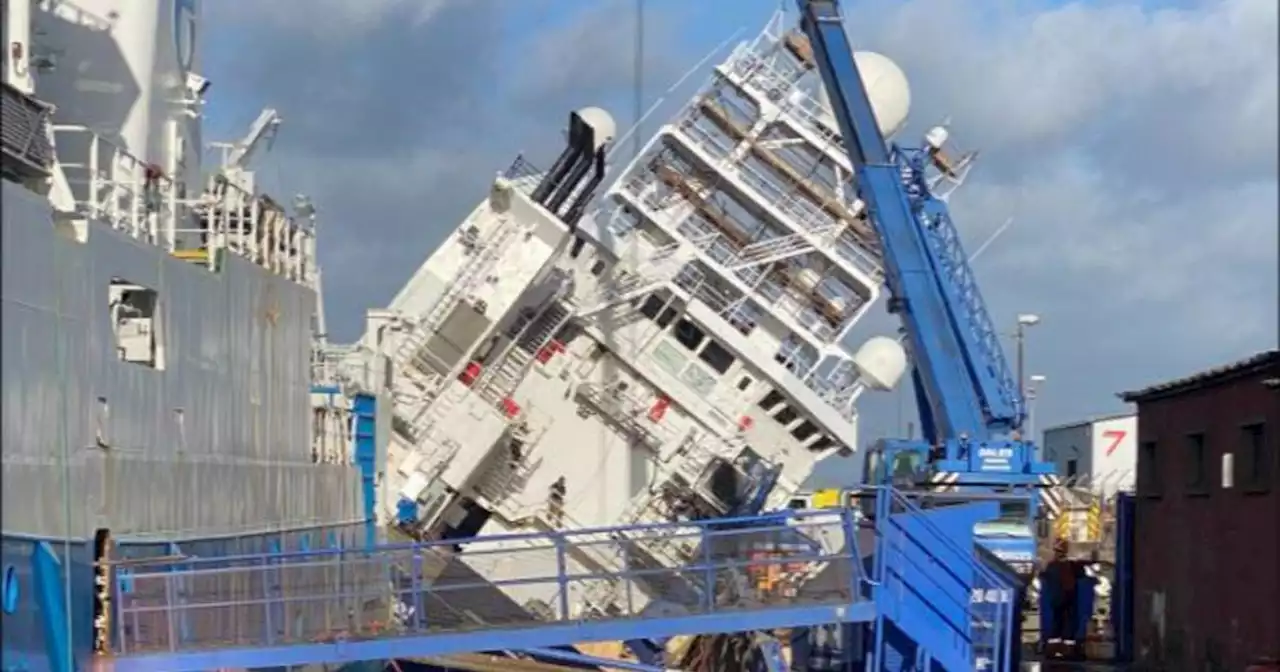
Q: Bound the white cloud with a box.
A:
[207,0,453,38]
[206,0,1275,435]
[839,0,1277,435]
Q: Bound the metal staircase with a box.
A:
[726,225,840,270]
[392,219,523,378]
[95,487,1019,672]
[575,242,695,317]
[868,490,1019,671]
[474,297,576,406]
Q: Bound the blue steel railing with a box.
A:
[108,508,867,656]
[871,488,1017,671]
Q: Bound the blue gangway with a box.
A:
[89,488,1019,671]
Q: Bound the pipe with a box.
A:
[544,151,594,214]
[561,148,607,227]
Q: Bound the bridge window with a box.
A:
[697,340,734,374]
[774,405,798,426]
[737,376,752,391]
[791,420,819,442]
[673,319,705,351]
[639,293,678,327]
[758,390,785,411]
[809,436,835,452]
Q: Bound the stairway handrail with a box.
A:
[870,486,1017,669]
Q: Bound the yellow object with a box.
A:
[1085,500,1102,542]
[811,489,841,509]
[1053,508,1071,541]
[171,248,208,262]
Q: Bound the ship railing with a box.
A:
[721,43,847,164]
[575,244,691,316]
[574,382,680,452]
[657,124,884,288]
[501,154,545,196]
[676,87,885,286]
[49,125,316,285]
[668,121,842,243]
[53,124,179,247]
[107,507,861,655]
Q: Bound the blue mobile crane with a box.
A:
[794,0,1058,572]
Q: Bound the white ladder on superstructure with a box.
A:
[726,224,840,270]
[391,219,523,377]
[473,297,578,406]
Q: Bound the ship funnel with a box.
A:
[531,107,616,228]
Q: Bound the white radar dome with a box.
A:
[816,51,911,138]
[852,336,908,391]
[575,106,617,151]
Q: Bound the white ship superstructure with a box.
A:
[349,12,980,621]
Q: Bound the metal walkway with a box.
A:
[96,508,876,672]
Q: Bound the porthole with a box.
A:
[3,565,18,614]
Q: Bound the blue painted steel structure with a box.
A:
[351,392,380,550]
[90,487,1018,671]
[795,0,1055,493]
[788,1,1062,667]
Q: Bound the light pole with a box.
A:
[1027,374,1047,448]
[1015,313,1041,399]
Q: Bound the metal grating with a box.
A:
[1,81,54,177]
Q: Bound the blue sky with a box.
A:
[203,0,1277,487]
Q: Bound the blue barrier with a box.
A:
[102,507,874,671]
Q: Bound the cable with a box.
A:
[632,0,645,163]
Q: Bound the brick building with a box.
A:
[1120,350,1279,669]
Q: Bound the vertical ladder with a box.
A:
[474,298,577,406]
[391,220,523,374]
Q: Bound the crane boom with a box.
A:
[794,0,1057,554]
[798,0,1021,441]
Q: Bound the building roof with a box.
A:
[1042,411,1136,434]
[1119,350,1280,403]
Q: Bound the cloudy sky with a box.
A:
[204,0,1277,483]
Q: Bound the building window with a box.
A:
[697,340,735,375]
[1139,440,1161,497]
[672,319,705,351]
[1242,423,1271,492]
[1185,433,1208,494]
[589,259,607,276]
[1066,459,1078,480]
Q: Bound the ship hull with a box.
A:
[0,181,371,670]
